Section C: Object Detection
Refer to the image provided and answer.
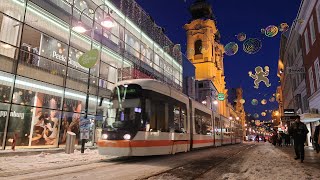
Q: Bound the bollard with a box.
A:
[65,131,76,154]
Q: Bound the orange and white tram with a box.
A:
[97,79,241,156]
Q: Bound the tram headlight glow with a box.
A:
[123,134,131,140]
[101,134,108,140]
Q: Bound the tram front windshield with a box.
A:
[107,98,142,132]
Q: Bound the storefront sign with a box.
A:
[78,49,99,68]
[80,118,91,140]
[217,93,225,101]
[39,34,88,72]
[0,111,24,119]
[284,109,295,115]
[287,67,305,74]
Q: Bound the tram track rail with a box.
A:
[3,144,254,180]
[139,144,256,180]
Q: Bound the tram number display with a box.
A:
[114,84,142,99]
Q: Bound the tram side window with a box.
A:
[146,99,167,132]
[172,105,186,133]
[195,114,201,134]
[203,117,212,135]
[195,109,211,135]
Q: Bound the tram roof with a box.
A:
[115,79,189,105]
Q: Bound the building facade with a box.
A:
[299,0,320,114]
[184,0,227,117]
[277,0,320,145]
[0,0,182,149]
[298,0,320,145]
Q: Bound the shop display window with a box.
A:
[0,102,10,147]
[0,72,14,106]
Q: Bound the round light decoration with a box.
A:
[251,99,258,106]
[243,38,262,54]
[224,42,239,56]
[269,97,275,102]
[236,32,247,42]
[265,25,279,37]
[254,113,259,118]
[239,99,246,104]
[261,112,266,116]
[279,23,289,32]
[261,99,267,105]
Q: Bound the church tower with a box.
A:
[184,0,227,116]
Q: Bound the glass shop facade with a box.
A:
[0,0,182,149]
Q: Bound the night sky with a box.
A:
[135,0,301,121]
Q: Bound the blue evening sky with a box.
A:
[135,0,301,120]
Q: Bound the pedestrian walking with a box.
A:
[256,134,259,143]
[271,132,277,146]
[289,116,309,163]
[314,123,320,153]
[277,132,282,147]
[285,133,290,146]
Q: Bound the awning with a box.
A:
[300,113,320,123]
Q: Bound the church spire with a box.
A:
[189,0,215,21]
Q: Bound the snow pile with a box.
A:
[220,143,320,180]
[0,148,109,177]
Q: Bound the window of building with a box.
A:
[317,2,320,33]
[302,95,309,113]
[194,40,202,55]
[310,16,316,44]
[304,29,310,54]
[308,67,315,94]
[314,58,320,90]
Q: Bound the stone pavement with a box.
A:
[273,143,320,167]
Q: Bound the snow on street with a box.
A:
[0,148,112,178]
[1,142,320,180]
[198,143,320,180]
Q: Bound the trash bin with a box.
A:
[65,131,76,154]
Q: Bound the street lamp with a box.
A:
[72,6,114,33]
[229,117,233,120]
[213,100,218,105]
[72,3,114,153]
[236,117,239,120]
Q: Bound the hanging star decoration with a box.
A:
[248,66,271,89]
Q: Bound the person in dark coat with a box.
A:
[314,123,320,153]
[289,116,309,163]
[285,133,290,146]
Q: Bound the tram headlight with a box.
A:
[123,134,131,140]
[101,134,108,140]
